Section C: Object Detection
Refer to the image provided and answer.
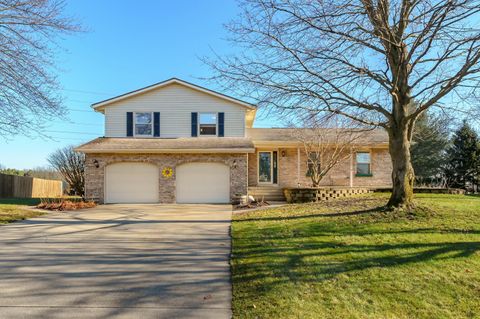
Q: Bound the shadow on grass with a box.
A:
[234,240,480,285]
[237,206,389,222]
[232,200,480,293]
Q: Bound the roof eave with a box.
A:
[91,78,257,111]
[75,148,256,154]
[251,140,389,148]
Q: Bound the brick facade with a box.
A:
[85,148,391,204]
[248,148,392,188]
[85,153,248,204]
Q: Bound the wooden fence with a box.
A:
[0,173,63,198]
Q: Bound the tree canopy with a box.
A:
[444,121,480,191]
[206,0,480,208]
[411,112,450,186]
[0,0,80,137]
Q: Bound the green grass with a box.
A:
[232,193,480,319]
[0,198,45,224]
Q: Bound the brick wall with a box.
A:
[248,148,392,188]
[247,152,257,187]
[85,153,248,204]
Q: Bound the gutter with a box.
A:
[74,148,256,154]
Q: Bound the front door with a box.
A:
[258,151,278,184]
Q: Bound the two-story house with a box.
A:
[76,78,392,204]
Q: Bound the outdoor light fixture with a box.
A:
[281,150,286,157]
[233,160,237,168]
[93,159,99,168]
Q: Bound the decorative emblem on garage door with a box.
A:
[162,167,173,179]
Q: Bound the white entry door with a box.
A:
[176,163,230,203]
[105,163,158,204]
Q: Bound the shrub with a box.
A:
[37,197,96,211]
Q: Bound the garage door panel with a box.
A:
[176,163,230,204]
[105,163,158,204]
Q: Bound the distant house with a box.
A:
[75,78,392,204]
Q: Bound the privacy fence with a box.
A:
[0,173,63,198]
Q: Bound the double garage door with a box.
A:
[105,162,230,204]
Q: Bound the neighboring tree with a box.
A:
[411,112,450,186]
[47,146,85,196]
[0,167,24,176]
[292,114,363,186]
[0,165,62,180]
[0,0,80,137]
[444,121,480,191]
[207,0,480,209]
[25,166,63,180]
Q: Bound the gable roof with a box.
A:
[91,78,257,111]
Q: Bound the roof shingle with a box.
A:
[247,128,389,145]
[75,137,255,153]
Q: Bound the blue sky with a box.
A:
[1,0,274,169]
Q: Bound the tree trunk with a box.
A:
[387,128,415,209]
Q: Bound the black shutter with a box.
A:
[191,112,198,137]
[126,112,133,137]
[153,112,160,137]
[273,151,278,184]
[218,112,224,137]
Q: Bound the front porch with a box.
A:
[246,146,392,201]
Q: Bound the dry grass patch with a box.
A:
[0,199,45,224]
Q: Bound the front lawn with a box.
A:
[232,193,480,318]
[0,198,45,224]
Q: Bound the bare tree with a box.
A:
[47,146,84,196]
[292,114,363,186]
[0,0,81,137]
[206,0,480,209]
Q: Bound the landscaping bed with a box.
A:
[283,187,371,203]
[37,198,96,211]
[0,197,96,224]
[231,193,480,318]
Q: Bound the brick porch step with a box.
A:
[248,186,286,202]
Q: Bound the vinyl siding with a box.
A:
[104,83,246,137]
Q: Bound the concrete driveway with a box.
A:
[0,204,233,319]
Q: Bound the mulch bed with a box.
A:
[37,200,96,211]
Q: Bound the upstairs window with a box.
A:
[135,112,152,136]
[199,113,217,136]
[356,152,371,175]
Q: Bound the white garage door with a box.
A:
[105,163,158,204]
[176,163,230,204]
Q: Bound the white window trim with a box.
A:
[356,150,372,175]
[134,111,154,138]
[198,112,218,137]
